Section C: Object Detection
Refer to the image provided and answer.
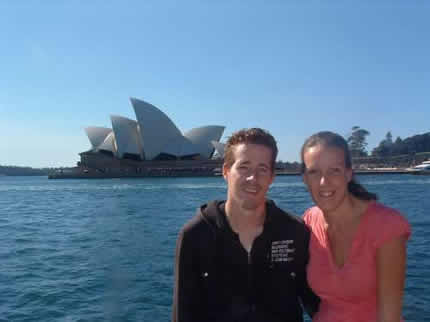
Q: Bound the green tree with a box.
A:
[385,131,393,145]
[372,131,394,156]
[347,126,370,157]
[394,136,402,145]
[392,137,405,155]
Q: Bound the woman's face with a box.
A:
[302,144,352,215]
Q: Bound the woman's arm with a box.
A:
[376,236,408,322]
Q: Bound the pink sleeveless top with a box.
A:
[304,202,411,322]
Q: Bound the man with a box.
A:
[172,128,319,322]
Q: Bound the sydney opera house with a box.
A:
[53,98,226,178]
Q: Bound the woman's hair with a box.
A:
[300,131,378,201]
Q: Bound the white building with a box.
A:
[83,98,225,161]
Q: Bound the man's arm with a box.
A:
[172,228,201,322]
[298,228,320,318]
[298,269,320,318]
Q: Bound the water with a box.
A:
[0,175,429,321]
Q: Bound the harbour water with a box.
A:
[1,175,429,321]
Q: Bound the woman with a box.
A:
[301,131,410,322]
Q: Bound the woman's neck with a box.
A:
[323,195,369,229]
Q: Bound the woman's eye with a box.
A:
[258,168,269,175]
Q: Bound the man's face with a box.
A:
[223,143,275,210]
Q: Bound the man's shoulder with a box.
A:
[180,200,222,236]
[267,200,306,227]
[180,212,206,233]
[266,200,310,242]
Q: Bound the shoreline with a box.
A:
[276,168,412,176]
[47,167,417,179]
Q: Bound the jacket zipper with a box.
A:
[247,250,256,313]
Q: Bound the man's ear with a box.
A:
[222,163,229,180]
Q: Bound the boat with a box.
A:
[406,160,430,175]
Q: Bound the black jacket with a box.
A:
[172,200,319,322]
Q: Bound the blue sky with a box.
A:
[1,1,429,168]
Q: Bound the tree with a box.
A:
[385,131,393,145]
[391,136,404,155]
[347,126,370,157]
[372,131,394,156]
[394,136,402,145]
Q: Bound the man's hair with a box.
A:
[224,128,278,171]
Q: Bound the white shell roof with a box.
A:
[131,97,183,160]
[184,126,225,158]
[84,126,112,150]
[161,136,201,157]
[98,132,117,154]
[211,141,226,158]
[110,115,143,158]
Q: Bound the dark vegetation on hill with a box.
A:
[0,166,59,176]
[347,129,430,168]
[372,132,430,157]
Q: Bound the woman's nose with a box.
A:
[246,173,256,181]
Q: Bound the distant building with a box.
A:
[79,98,226,171]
